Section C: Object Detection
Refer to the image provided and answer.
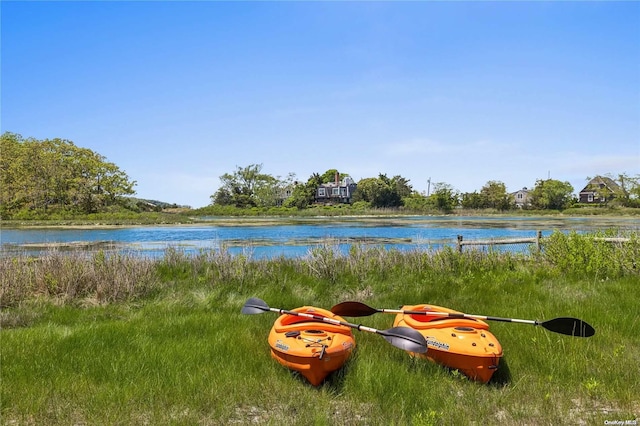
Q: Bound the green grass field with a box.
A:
[1,233,639,425]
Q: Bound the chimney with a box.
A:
[335,171,339,185]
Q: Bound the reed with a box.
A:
[0,250,158,308]
[1,232,639,425]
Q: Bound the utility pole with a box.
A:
[427,177,431,196]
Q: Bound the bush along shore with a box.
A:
[2,203,640,227]
[1,232,639,425]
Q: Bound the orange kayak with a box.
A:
[393,304,503,383]
[268,306,356,386]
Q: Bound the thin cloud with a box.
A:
[557,154,639,174]
[383,138,514,156]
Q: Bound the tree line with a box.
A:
[210,163,640,212]
[1,133,136,218]
[2,133,638,219]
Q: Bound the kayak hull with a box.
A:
[268,306,356,386]
[393,304,503,383]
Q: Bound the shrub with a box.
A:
[537,230,639,279]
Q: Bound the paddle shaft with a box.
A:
[377,308,539,326]
[268,307,385,334]
[330,301,594,337]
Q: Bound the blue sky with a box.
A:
[2,1,639,208]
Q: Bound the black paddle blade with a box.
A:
[381,326,428,353]
[241,297,270,315]
[541,317,595,337]
[330,301,378,317]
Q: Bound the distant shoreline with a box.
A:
[2,212,639,230]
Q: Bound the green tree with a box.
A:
[351,177,385,206]
[211,164,271,207]
[529,179,574,210]
[269,172,299,207]
[63,142,136,212]
[284,173,322,209]
[0,132,136,216]
[429,182,459,213]
[376,174,402,207]
[0,132,26,215]
[617,173,640,207]
[352,174,408,208]
[392,175,413,199]
[211,164,299,208]
[211,188,234,206]
[252,174,281,207]
[479,180,512,211]
[402,192,432,211]
[461,191,484,209]
[320,169,350,184]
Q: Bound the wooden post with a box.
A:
[536,231,542,251]
[457,235,463,253]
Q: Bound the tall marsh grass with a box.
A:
[0,250,158,308]
[1,231,639,424]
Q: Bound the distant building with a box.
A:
[578,176,621,204]
[275,182,298,206]
[315,172,357,204]
[510,187,531,208]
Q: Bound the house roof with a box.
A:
[579,176,621,194]
[510,187,529,195]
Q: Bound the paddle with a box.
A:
[330,301,596,338]
[242,298,427,353]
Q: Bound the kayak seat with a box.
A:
[410,313,448,323]
[274,307,352,335]
[403,305,490,330]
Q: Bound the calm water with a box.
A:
[1,216,638,259]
